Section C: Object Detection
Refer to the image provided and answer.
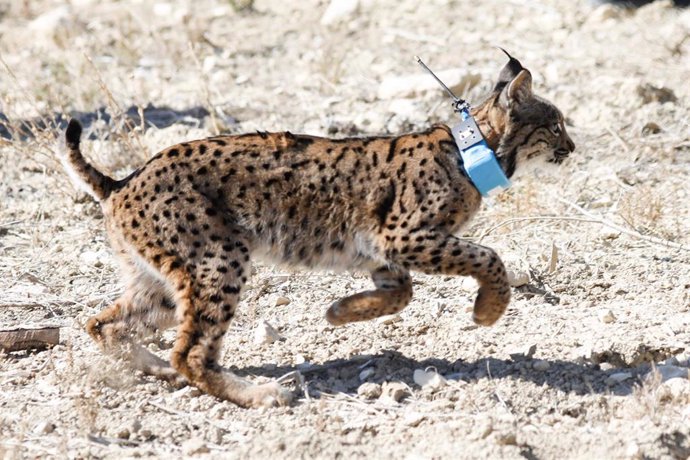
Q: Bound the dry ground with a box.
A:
[1,0,690,458]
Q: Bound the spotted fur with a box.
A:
[61,55,574,408]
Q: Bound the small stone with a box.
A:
[662,377,690,399]
[641,122,662,135]
[117,428,130,440]
[598,309,616,324]
[509,344,537,361]
[294,353,307,365]
[403,412,426,427]
[182,438,209,456]
[376,313,401,325]
[33,421,55,434]
[503,255,531,287]
[139,429,153,440]
[495,432,518,446]
[656,365,689,382]
[273,296,291,307]
[532,360,551,371]
[588,4,621,23]
[253,320,282,345]
[379,382,410,403]
[359,367,375,381]
[636,83,677,105]
[413,369,447,390]
[625,442,642,460]
[357,382,382,399]
[605,372,632,386]
[320,0,359,25]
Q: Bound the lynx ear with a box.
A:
[500,69,533,107]
[494,48,524,91]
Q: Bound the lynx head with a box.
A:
[473,50,575,179]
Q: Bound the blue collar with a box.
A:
[451,109,510,197]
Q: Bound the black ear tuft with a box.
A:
[494,48,524,91]
[65,119,83,147]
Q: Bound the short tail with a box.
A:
[62,119,117,201]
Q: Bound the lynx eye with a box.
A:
[550,123,561,135]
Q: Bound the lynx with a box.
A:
[61,54,574,408]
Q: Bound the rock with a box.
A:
[182,438,209,456]
[509,344,537,361]
[403,412,426,427]
[641,122,662,135]
[503,255,531,287]
[33,421,55,434]
[532,360,551,372]
[357,382,382,399]
[80,249,109,268]
[662,377,690,399]
[359,367,375,381]
[598,309,616,324]
[656,365,689,382]
[294,353,307,365]
[379,382,410,403]
[625,442,642,460]
[413,369,447,391]
[495,432,518,446]
[273,296,291,306]
[377,69,481,100]
[320,0,359,26]
[117,428,130,440]
[605,372,632,386]
[253,320,282,345]
[588,4,621,23]
[636,83,677,104]
[376,313,401,325]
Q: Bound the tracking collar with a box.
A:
[415,55,511,197]
[451,109,510,197]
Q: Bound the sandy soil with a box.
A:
[1,0,690,458]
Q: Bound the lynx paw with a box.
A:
[246,381,293,408]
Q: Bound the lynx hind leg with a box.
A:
[85,260,184,385]
[159,233,292,408]
[326,266,413,326]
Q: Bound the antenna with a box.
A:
[414,56,468,112]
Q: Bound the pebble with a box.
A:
[532,360,551,372]
[413,369,447,391]
[359,367,375,381]
[273,296,291,307]
[182,438,209,456]
[503,255,531,287]
[605,372,632,386]
[320,0,359,25]
[636,83,677,104]
[33,421,55,434]
[509,344,537,361]
[80,249,110,268]
[662,378,690,399]
[253,320,282,345]
[379,382,410,403]
[376,313,401,325]
[357,382,382,399]
[656,365,689,382]
[598,309,616,324]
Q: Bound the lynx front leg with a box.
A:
[389,233,510,326]
[326,266,413,326]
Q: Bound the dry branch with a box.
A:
[0,327,60,352]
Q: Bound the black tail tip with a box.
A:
[65,119,82,146]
